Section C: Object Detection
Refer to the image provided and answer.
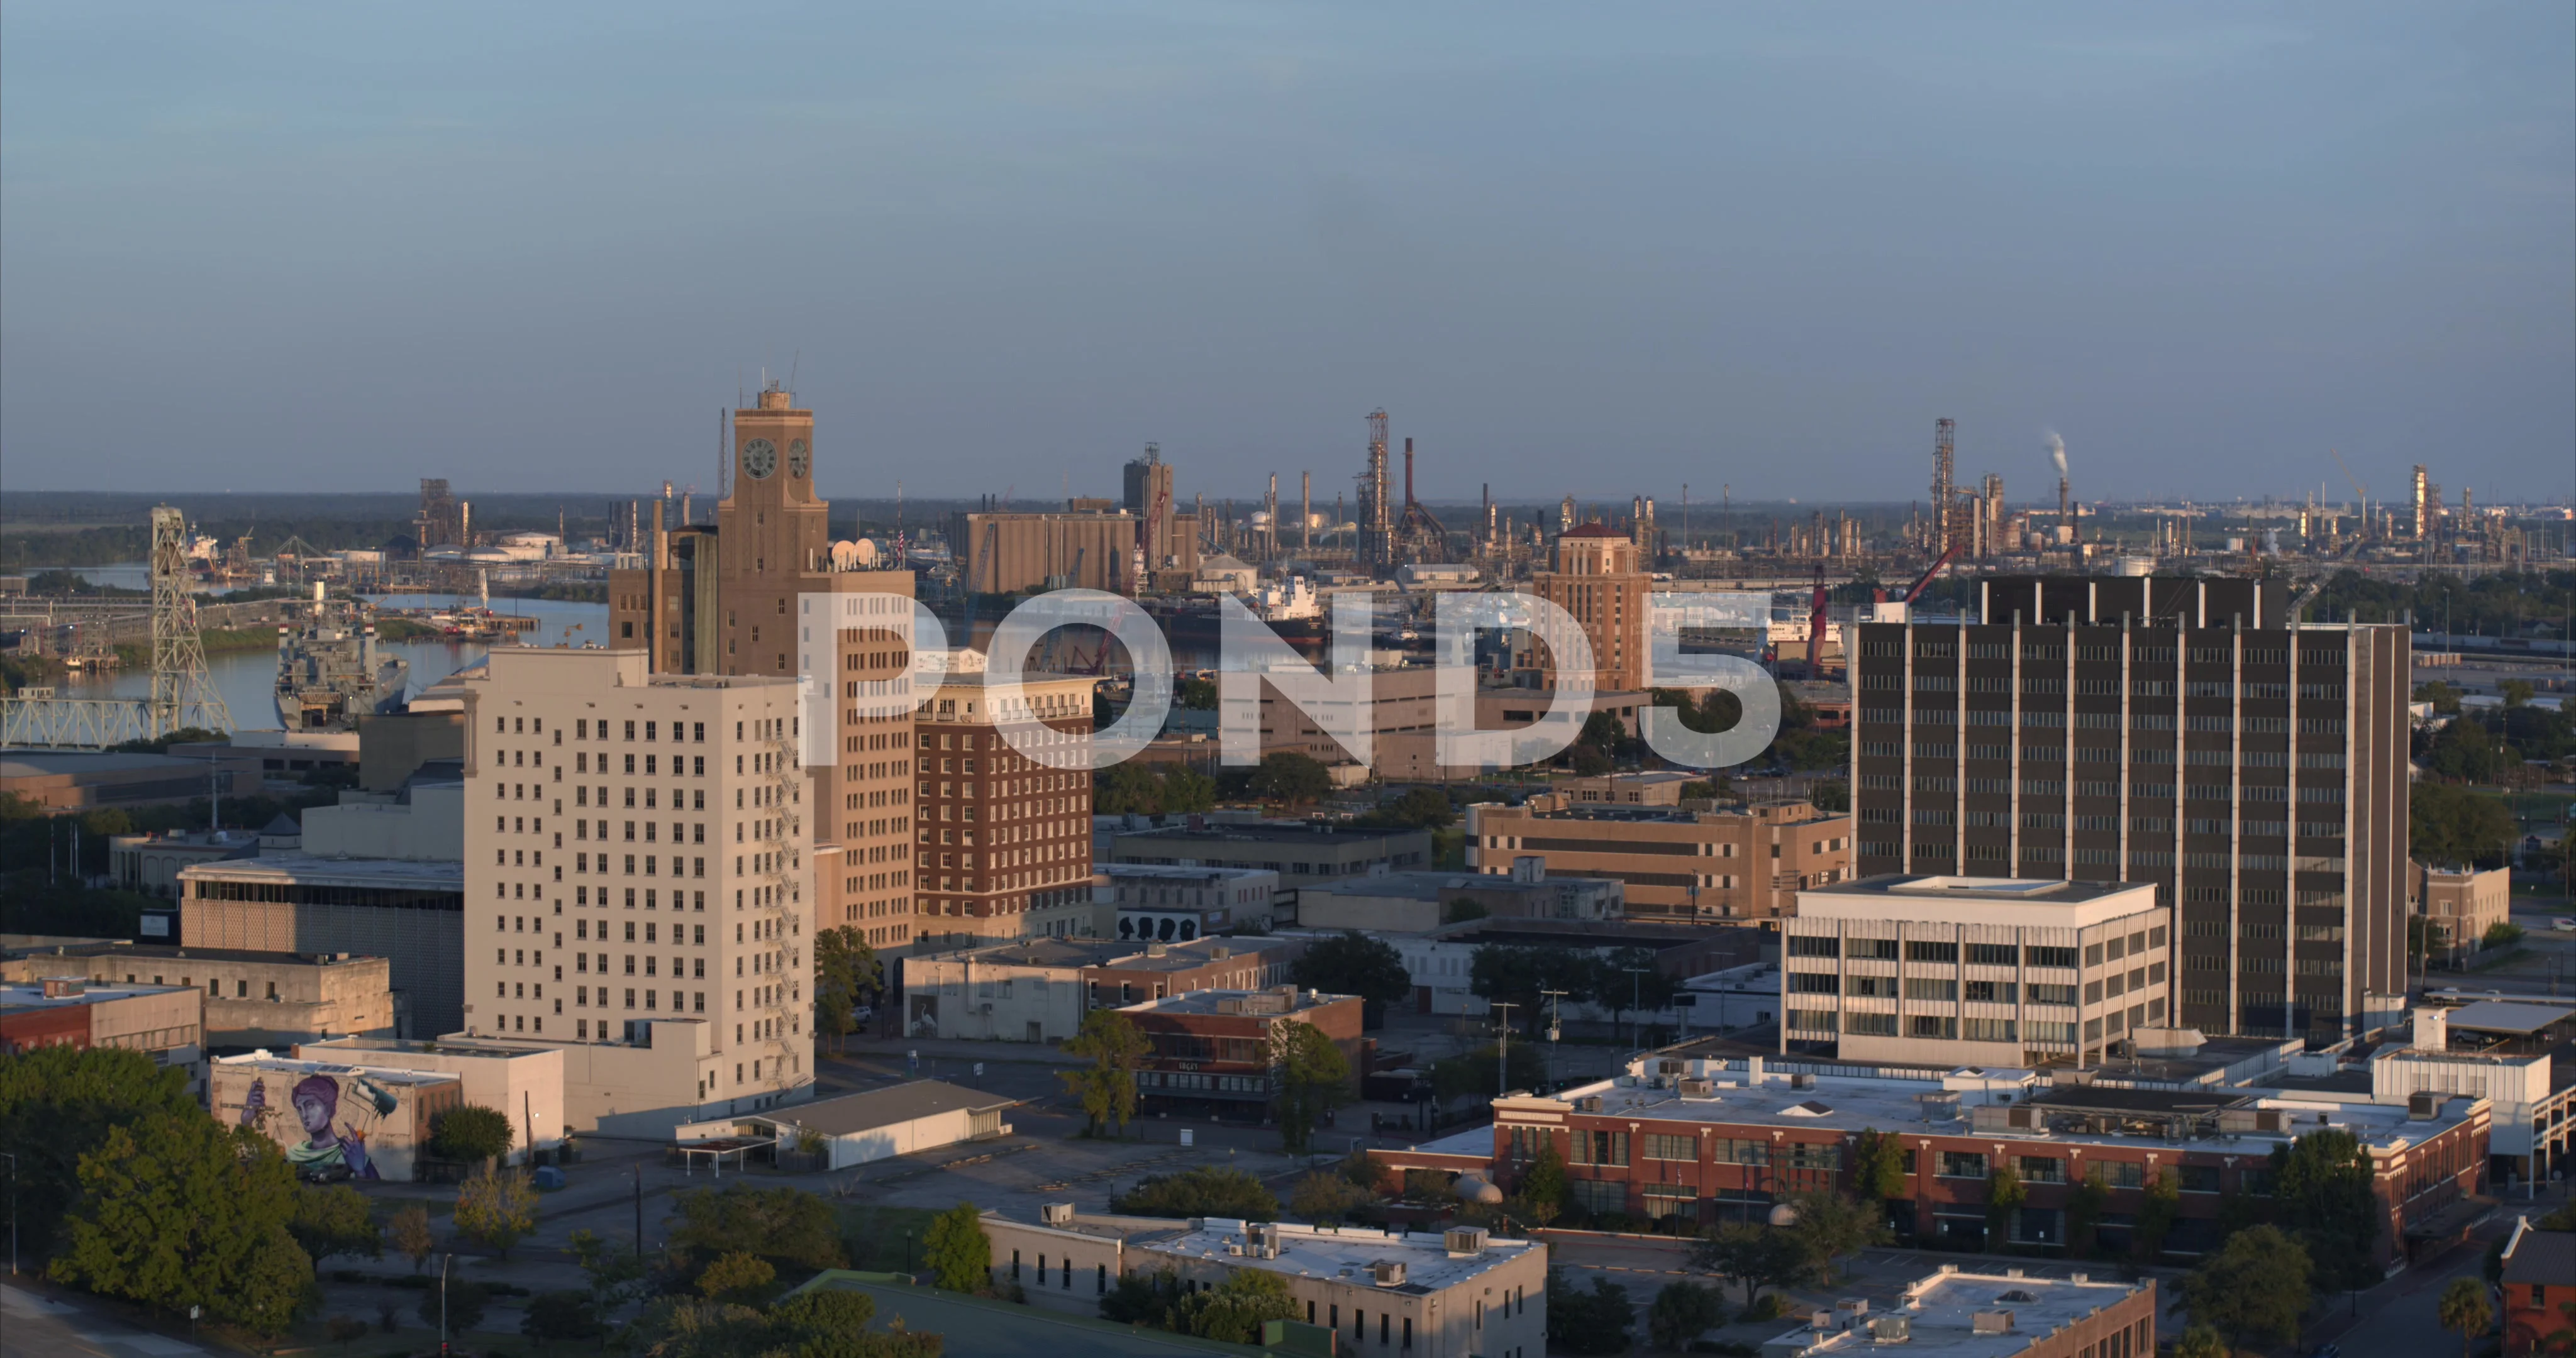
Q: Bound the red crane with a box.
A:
[1804,563,1829,678]
[1901,544,1960,605]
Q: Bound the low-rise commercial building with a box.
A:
[1295,861,1622,934]
[0,748,264,810]
[296,1035,567,1162]
[209,1052,462,1182]
[1470,798,1851,921]
[1099,863,1280,942]
[1763,1266,2155,1358]
[2409,861,2512,953]
[0,977,206,1095]
[1782,876,2170,1069]
[680,1078,1013,1170]
[107,828,262,899]
[901,936,1304,1042]
[2501,1217,2576,1358]
[1121,986,1363,1121]
[1283,919,1768,1029]
[1111,822,1433,883]
[181,853,467,1036]
[2382,1001,2576,1183]
[979,1210,1546,1358]
[1370,1048,2489,1265]
[2,943,396,1047]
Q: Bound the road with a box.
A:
[0,1283,207,1358]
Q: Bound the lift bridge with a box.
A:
[1,507,234,748]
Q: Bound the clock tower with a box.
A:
[720,382,829,600]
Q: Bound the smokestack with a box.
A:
[1403,437,1416,506]
[1301,472,1311,552]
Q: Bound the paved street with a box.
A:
[0,1283,208,1358]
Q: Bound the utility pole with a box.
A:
[1623,966,1649,1052]
[1538,988,1567,1093]
[440,1254,451,1356]
[633,1161,645,1259]
[1489,1002,1519,1100]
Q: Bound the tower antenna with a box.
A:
[789,350,800,394]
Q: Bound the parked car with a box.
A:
[2551,918,2576,932]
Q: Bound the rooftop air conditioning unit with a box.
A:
[40,977,86,998]
[1867,1315,1911,1344]
[1370,1260,1406,1287]
[1575,1095,1604,1113]
[1444,1226,1489,1256]
[1041,1202,1075,1226]
[1971,1311,2015,1335]
[2408,1091,2440,1120]
[1677,1078,1714,1098]
[1790,1073,1817,1091]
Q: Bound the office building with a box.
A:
[900,935,1306,1042]
[1763,1267,2155,1358]
[1295,861,1623,933]
[455,646,816,1115]
[1109,822,1431,883]
[610,385,923,952]
[1468,798,1852,922]
[0,977,206,1095]
[0,748,264,811]
[1119,986,1363,1120]
[979,1210,1546,1358]
[2,943,396,1047]
[1370,1048,2488,1263]
[1528,523,1649,693]
[1781,876,2170,1069]
[1848,575,2409,1041]
[912,651,1097,950]
[181,854,467,1035]
[1099,863,1280,942]
[2408,861,2511,953]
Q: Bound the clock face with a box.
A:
[741,438,778,480]
[787,439,810,478]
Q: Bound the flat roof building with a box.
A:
[1469,798,1851,922]
[1763,1266,2155,1358]
[0,977,206,1096]
[1295,863,1623,934]
[679,1078,1014,1171]
[901,935,1304,1043]
[1110,822,1432,883]
[1097,863,1280,944]
[1119,986,1363,1121]
[2,942,396,1048]
[181,852,466,1036]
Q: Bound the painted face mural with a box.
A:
[240,1072,392,1180]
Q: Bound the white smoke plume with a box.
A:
[2043,429,2068,480]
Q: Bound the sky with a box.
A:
[3,3,2570,505]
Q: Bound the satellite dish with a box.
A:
[1767,1202,1800,1227]
[853,538,880,567]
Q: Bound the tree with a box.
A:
[669,1183,848,1270]
[2134,1168,2180,1261]
[695,1250,779,1305]
[429,1103,516,1168]
[2179,1224,2311,1352]
[2270,1129,2381,1291]
[1274,1022,1352,1157]
[1291,931,1413,1022]
[1289,1171,1372,1224]
[1370,787,1457,829]
[1057,1008,1148,1137]
[1516,1141,1572,1227]
[1648,1279,1728,1351]
[813,925,884,1054]
[1690,1222,1807,1308]
[1809,779,1850,813]
[1852,1129,1909,1201]
[1244,752,1333,804]
[2438,1275,2494,1358]
[421,1280,488,1334]
[1164,1267,1301,1343]
[2067,1168,2109,1256]
[1471,943,1597,1037]
[1984,1163,2027,1248]
[1783,1189,1887,1282]
[1096,762,1168,815]
[1432,1040,1547,1101]
[1598,947,1677,1041]
[291,1183,382,1264]
[390,1203,436,1273]
[923,1201,991,1292]
[455,1166,540,1259]
[2172,1325,2228,1358]
[523,1291,606,1344]
[2484,920,2528,950]
[2412,782,2519,866]
[1545,1269,1635,1355]
[0,1043,197,1262]
[47,1114,312,1333]
[1113,1166,1281,1221]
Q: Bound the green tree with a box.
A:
[2134,1168,2180,1261]
[523,1291,606,1344]
[291,1183,382,1264]
[0,1043,197,1261]
[2503,679,2537,708]
[1431,1039,1548,1102]
[2415,680,2466,714]
[2067,1168,2109,1256]
[1546,1269,1636,1355]
[696,1250,779,1305]
[1157,765,1218,814]
[1288,1171,1372,1224]
[1274,1021,1352,1157]
[669,1183,848,1270]
[1057,1008,1148,1137]
[1114,1166,1281,1221]
[1852,1129,1910,1201]
[1782,1189,1887,1283]
[1470,943,1597,1037]
[2483,920,2527,950]
[813,925,884,1054]
[390,1203,436,1273]
[1597,947,1678,1041]
[1245,751,1334,803]
[1648,1278,1728,1351]
[1165,1267,1301,1343]
[1290,931,1414,1021]
[923,1201,991,1292]
[2172,1325,2228,1358]
[1516,1141,1572,1226]
[569,1227,652,1337]
[2270,1129,2381,1291]
[1690,1222,1807,1308]
[421,1280,489,1334]
[429,1103,516,1168]
[1370,787,1457,829]
[47,1114,313,1333]
[2438,1274,2494,1358]
[455,1166,540,1259]
[1984,1163,2027,1249]
[2412,782,2519,866]
[2179,1224,2311,1352]
[1809,779,1850,813]
[1096,762,1168,815]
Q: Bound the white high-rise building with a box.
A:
[458,648,816,1117]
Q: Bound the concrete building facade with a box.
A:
[0,977,206,1096]
[2409,861,2511,952]
[1109,822,1433,884]
[900,935,1304,1042]
[3,943,396,1047]
[1098,863,1280,942]
[180,854,467,1036]
[1468,798,1852,922]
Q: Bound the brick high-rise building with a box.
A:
[611,385,921,951]
[1848,576,2409,1042]
[912,652,1097,951]
[1529,524,1648,693]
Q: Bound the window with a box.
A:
[1713,1139,1771,1166]
[1572,1130,1629,1166]
[1966,942,2018,966]
[2028,946,2079,969]
[2101,1161,2146,1189]
[1571,1179,1626,1215]
[1938,1151,1987,1179]
[1644,1134,1696,1162]
[2177,1164,2221,1194]
[1963,980,2018,1003]
[1848,938,1899,961]
[1787,935,1840,958]
[2018,1156,2064,1184]
[1904,977,1957,1001]
[1906,941,1959,963]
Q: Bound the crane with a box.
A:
[1901,545,1960,606]
[2327,448,2366,506]
[1803,563,1829,678]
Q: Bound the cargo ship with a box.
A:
[275,587,409,731]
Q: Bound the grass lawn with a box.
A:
[836,1203,943,1274]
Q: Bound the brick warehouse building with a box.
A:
[1121,986,1364,1122]
[1371,1051,2488,1265]
[1848,576,2410,1042]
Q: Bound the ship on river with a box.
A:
[275,586,409,731]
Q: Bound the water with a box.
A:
[44,592,609,731]
[19,561,252,595]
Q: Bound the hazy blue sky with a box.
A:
[3,3,2568,504]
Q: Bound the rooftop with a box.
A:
[1769,1267,2153,1358]
[1113,823,1430,847]
[176,851,464,887]
[750,1079,1014,1139]
[1097,863,1279,882]
[1118,987,1355,1018]
[0,751,232,776]
[941,936,1296,973]
[1301,871,1614,903]
[1139,1218,1538,1293]
[0,980,194,1010]
[2501,1223,2576,1288]
[1796,874,2162,925]
[209,1052,460,1088]
[2444,1000,2576,1036]
[7,942,386,968]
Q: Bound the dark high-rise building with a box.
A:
[1848,575,2409,1048]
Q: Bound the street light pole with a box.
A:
[1538,988,1567,1093]
[440,1253,451,1356]
[1490,1003,1518,1100]
[1623,966,1648,1052]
